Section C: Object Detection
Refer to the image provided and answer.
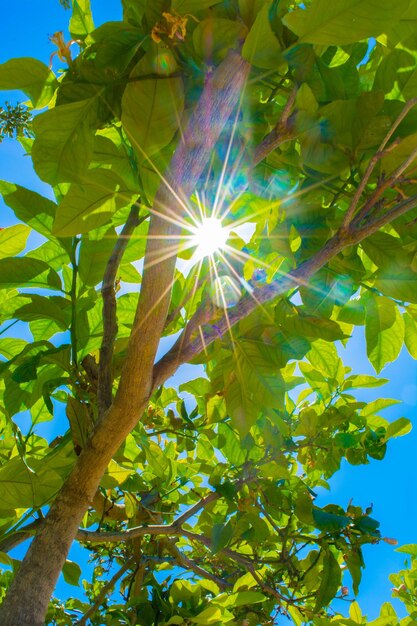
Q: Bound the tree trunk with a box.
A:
[0,50,250,626]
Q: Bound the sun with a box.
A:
[190,216,230,260]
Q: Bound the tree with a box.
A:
[0,0,417,624]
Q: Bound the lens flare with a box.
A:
[190,216,229,259]
[210,275,242,308]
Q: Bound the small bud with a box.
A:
[382,537,398,546]
[341,586,349,596]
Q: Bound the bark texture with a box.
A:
[0,50,250,626]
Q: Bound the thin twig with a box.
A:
[78,479,249,544]
[180,529,256,568]
[0,519,42,553]
[356,193,417,235]
[168,539,231,590]
[352,145,417,228]
[173,491,220,527]
[253,86,298,166]
[340,96,417,234]
[75,557,135,625]
[97,204,142,416]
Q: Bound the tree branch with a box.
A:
[351,146,417,228]
[168,540,231,590]
[340,96,417,234]
[98,204,142,416]
[91,491,127,523]
[152,188,417,390]
[77,487,228,543]
[253,86,297,166]
[354,193,417,236]
[75,557,135,626]
[0,519,42,553]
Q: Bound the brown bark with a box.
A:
[0,50,250,626]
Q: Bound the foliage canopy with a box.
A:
[1,0,417,624]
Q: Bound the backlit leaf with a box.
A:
[32,96,101,184]
[283,0,410,45]
[0,224,30,259]
[0,258,61,291]
[122,61,184,162]
[365,295,404,373]
[242,1,282,69]
[0,58,57,108]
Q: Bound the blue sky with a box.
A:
[1,1,417,619]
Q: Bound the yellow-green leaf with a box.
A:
[242,1,282,69]
[0,224,30,259]
[52,170,134,236]
[283,0,409,45]
[32,96,100,185]
[365,295,404,373]
[70,0,94,39]
[0,58,57,108]
[122,61,184,162]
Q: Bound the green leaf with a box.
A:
[211,522,233,554]
[78,228,117,285]
[349,601,363,623]
[307,340,343,380]
[353,515,380,534]
[62,560,82,586]
[226,591,266,607]
[121,0,147,24]
[224,341,285,436]
[194,19,247,64]
[360,398,400,417]
[102,460,133,488]
[386,417,412,439]
[0,180,56,237]
[0,439,75,510]
[286,314,347,341]
[0,258,61,291]
[122,64,184,162]
[32,96,100,185]
[52,170,135,236]
[66,396,94,451]
[313,508,350,532]
[404,311,417,359]
[283,0,410,45]
[361,232,409,269]
[13,295,69,328]
[69,0,94,39]
[375,265,417,304]
[191,606,232,624]
[365,295,404,373]
[314,550,341,611]
[343,374,388,389]
[345,550,363,595]
[27,240,70,270]
[0,338,28,360]
[173,0,223,12]
[0,58,57,108]
[396,544,417,556]
[242,1,282,69]
[0,224,30,259]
